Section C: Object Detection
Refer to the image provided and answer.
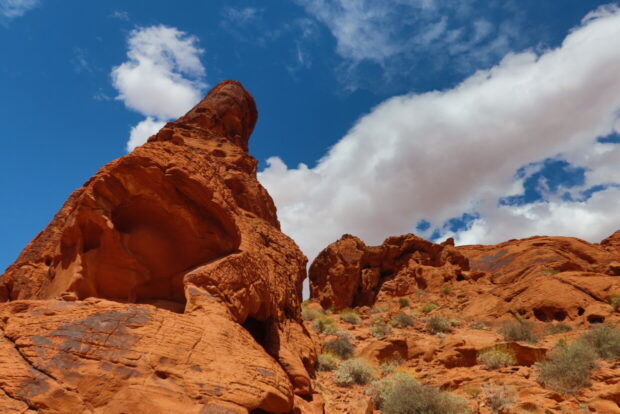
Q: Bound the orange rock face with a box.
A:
[0,81,317,413]
[309,234,469,311]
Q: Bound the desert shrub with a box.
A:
[371,304,389,314]
[449,319,460,327]
[371,319,393,338]
[422,303,438,314]
[379,360,399,376]
[427,316,453,334]
[477,346,516,369]
[367,372,470,414]
[471,321,490,330]
[317,353,338,371]
[546,322,573,335]
[463,385,482,398]
[441,284,452,295]
[312,316,337,335]
[500,320,538,344]
[578,324,620,359]
[333,358,376,386]
[323,331,355,359]
[339,308,361,325]
[302,307,321,321]
[608,294,620,312]
[391,312,415,328]
[482,384,518,413]
[399,298,410,308]
[538,340,597,394]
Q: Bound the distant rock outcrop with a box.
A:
[0,81,317,413]
[309,234,469,311]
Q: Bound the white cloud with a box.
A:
[126,117,166,152]
[259,5,620,260]
[111,25,206,150]
[0,0,39,19]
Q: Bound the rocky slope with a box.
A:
[0,81,318,413]
[307,233,620,413]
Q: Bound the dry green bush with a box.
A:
[579,324,620,359]
[477,346,516,369]
[399,298,410,308]
[301,307,321,321]
[339,308,361,325]
[317,353,338,371]
[546,322,573,335]
[482,383,517,413]
[371,319,393,338]
[538,340,597,394]
[312,316,337,335]
[422,303,438,314]
[500,320,538,344]
[367,372,470,414]
[323,331,355,359]
[391,312,415,328]
[333,358,376,386]
[427,316,453,334]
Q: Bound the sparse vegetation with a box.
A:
[422,303,438,314]
[367,372,470,414]
[544,269,561,276]
[371,304,389,314]
[323,331,355,359]
[340,308,361,325]
[607,294,620,312]
[538,340,597,394]
[371,319,393,338]
[399,298,410,308]
[312,316,337,335]
[391,312,415,328]
[471,321,490,330]
[578,323,620,359]
[441,284,452,295]
[477,346,516,369]
[463,385,482,398]
[482,384,518,413]
[500,320,538,344]
[379,360,400,376]
[426,316,452,334]
[546,322,573,335]
[317,353,338,371]
[301,307,321,321]
[333,358,376,386]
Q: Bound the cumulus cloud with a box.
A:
[0,0,39,20]
[126,117,166,152]
[111,25,206,151]
[259,5,620,260]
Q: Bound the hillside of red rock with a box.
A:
[308,233,620,413]
[0,81,319,413]
[2,80,620,414]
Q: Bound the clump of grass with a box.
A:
[500,320,538,344]
[463,385,482,398]
[333,358,376,386]
[482,384,518,413]
[607,294,620,312]
[471,321,490,330]
[317,353,338,371]
[546,322,573,335]
[323,331,355,359]
[367,372,470,414]
[427,316,453,334]
[371,304,389,314]
[537,340,597,394]
[422,303,438,314]
[301,307,321,321]
[371,319,393,338]
[477,346,516,369]
[339,308,361,325]
[379,360,401,376]
[441,284,452,295]
[578,323,620,359]
[312,316,337,335]
[391,312,415,328]
[398,298,410,308]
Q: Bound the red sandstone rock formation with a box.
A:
[0,81,317,413]
[309,234,469,311]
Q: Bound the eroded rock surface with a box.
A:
[0,81,317,413]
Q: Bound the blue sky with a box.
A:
[2,0,620,270]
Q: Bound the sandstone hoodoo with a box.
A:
[0,81,318,413]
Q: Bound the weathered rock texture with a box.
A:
[309,234,469,311]
[0,81,317,413]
